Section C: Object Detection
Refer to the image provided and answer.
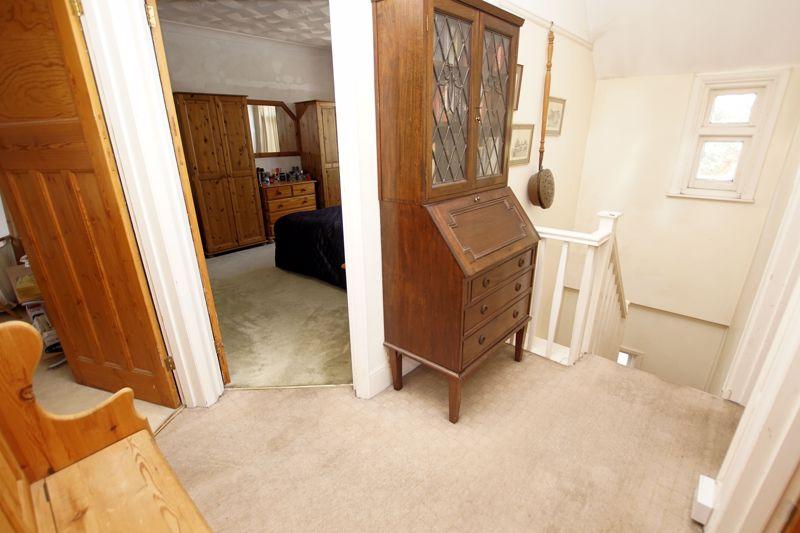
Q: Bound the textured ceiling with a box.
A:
[157,0,331,48]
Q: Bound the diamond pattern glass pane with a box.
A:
[431,13,471,186]
[476,29,510,178]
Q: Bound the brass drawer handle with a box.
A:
[513,310,520,318]
[478,335,486,345]
[474,195,480,203]
[518,257,525,267]
[482,278,490,288]
[480,304,489,315]
[515,282,522,291]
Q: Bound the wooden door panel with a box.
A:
[324,167,341,207]
[198,178,238,253]
[179,96,227,180]
[175,93,238,254]
[228,176,265,245]
[319,104,339,166]
[215,96,255,178]
[0,0,179,407]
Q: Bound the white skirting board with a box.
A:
[692,475,716,525]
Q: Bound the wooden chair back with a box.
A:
[0,321,150,484]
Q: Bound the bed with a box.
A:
[274,206,346,289]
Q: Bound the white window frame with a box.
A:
[669,69,789,202]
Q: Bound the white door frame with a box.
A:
[722,122,800,405]
[79,0,397,405]
[706,152,800,530]
[80,0,223,407]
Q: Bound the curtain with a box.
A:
[253,106,280,153]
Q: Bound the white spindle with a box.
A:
[546,241,570,359]
[529,239,548,343]
[568,246,596,363]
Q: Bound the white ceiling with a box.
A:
[586,0,800,78]
[157,0,331,48]
[157,0,800,78]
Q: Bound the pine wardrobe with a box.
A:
[375,0,539,422]
[296,100,341,207]
[174,92,266,255]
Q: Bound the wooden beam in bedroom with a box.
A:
[144,0,231,384]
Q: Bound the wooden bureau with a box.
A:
[260,180,317,241]
[375,0,537,422]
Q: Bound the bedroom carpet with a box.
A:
[156,347,742,532]
[207,245,351,387]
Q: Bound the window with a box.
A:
[670,69,789,202]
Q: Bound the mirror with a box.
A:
[247,100,299,157]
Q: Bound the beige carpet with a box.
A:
[207,245,351,387]
[156,346,741,532]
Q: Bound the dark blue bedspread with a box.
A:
[274,206,346,289]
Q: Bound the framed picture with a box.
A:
[509,124,535,166]
[513,64,523,110]
[545,97,566,136]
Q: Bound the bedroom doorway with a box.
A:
[151,0,352,389]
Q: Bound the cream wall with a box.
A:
[568,67,800,391]
[708,121,800,396]
[160,21,334,105]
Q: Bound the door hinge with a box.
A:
[70,0,84,17]
[145,4,157,28]
[165,355,176,371]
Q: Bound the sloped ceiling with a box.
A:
[157,0,331,48]
[586,0,800,78]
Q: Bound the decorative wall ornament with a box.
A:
[528,23,556,209]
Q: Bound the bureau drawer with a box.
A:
[268,195,314,213]
[464,269,532,332]
[265,185,292,200]
[470,250,533,302]
[268,205,315,225]
[292,182,315,196]
[462,295,530,367]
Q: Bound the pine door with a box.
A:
[0,0,180,407]
[318,103,341,206]
[174,93,239,253]
[215,96,265,246]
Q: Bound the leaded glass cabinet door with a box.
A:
[474,14,517,188]
[427,0,478,200]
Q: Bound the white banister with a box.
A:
[527,211,628,366]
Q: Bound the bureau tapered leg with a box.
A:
[448,376,462,423]
[514,326,527,362]
[389,349,403,390]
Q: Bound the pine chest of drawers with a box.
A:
[260,180,317,241]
